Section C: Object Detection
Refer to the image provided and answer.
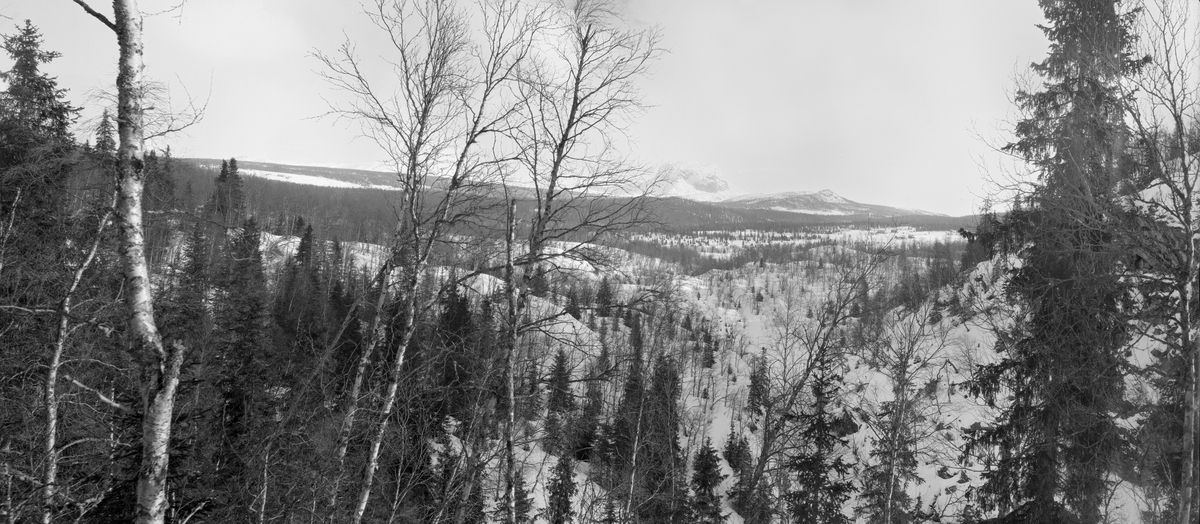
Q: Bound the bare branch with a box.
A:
[62,374,135,415]
[68,0,117,33]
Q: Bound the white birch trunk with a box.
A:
[42,200,113,524]
[349,293,420,524]
[504,199,519,524]
[1179,226,1198,524]
[111,3,185,523]
[326,266,391,520]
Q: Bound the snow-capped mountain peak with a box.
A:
[654,162,742,202]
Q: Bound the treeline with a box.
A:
[644,197,979,233]
[167,163,980,244]
[170,160,404,245]
[617,233,964,281]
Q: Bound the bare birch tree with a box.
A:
[497,1,662,519]
[737,252,885,521]
[857,301,956,524]
[315,0,540,520]
[63,2,184,523]
[1122,1,1200,521]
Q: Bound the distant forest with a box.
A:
[172,159,981,245]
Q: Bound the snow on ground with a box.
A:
[250,225,1156,523]
[768,206,852,215]
[632,227,963,264]
[240,169,369,188]
[221,167,404,190]
[657,246,1047,522]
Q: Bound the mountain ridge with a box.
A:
[181,157,946,218]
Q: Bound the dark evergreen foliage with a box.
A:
[723,423,750,475]
[963,2,1139,522]
[638,355,691,523]
[692,438,727,524]
[747,356,768,416]
[574,376,603,461]
[493,470,534,524]
[547,453,577,524]
[597,276,614,317]
[784,362,855,524]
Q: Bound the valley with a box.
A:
[5,1,1197,523]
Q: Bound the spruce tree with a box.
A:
[785,363,854,524]
[94,109,115,156]
[492,470,533,524]
[639,355,690,523]
[692,438,727,524]
[211,216,274,514]
[529,264,550,297]
[614,325,646,469]
[597,276,614,317]
[161,220,209,343]
[0,20,75,267]
[434,283,476,419]
[207,157,246,230]
[143,148,177,212]
[275,220,327,344]
[0,20,74,139]
[747,357,768,416]
[546,349,576,454]
[723,422,750,474]
[296,223,316,267]
[548,350,576,414]
[702,334,717,369]
[630,315,644,352]
[565,287,582,320]
[547,453,577,524]
[574,376,603,461]
[965,2,1138,522]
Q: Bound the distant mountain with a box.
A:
[654,162,742,202]
[182,158,946,223]
[651,162,942,217]
[721,189,945,217]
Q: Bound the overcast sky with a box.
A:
[4,0,1049,216]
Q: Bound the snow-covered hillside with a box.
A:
[154,222,1158,523]
[188,159,404,190]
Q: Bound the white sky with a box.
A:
[3,0,1049,216]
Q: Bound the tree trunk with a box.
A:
[40,351,57,524]
[110,3,185,524]
[3,443,13,524]
[1181,329,1197,524]
[136,342,184,524]
[349,275,420,524]
[1177,153,1197,524]
[42,201,113,524]
[327,266,390,521]
[257,449,268,524]
[504,199,518,524]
